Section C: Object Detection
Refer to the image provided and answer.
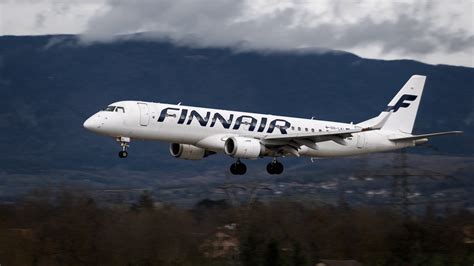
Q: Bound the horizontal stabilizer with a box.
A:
[389,131,463,141]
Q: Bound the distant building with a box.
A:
[316,260,362,266]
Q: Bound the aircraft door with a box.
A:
[356,133,365,149]
[137,103,150,126]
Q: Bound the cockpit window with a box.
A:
[103,106,116,112]
[116,107,125,113]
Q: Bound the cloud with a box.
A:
[78,0,473,66]
[35,13,46,29]
[2,0,472,66]
[0,0,106,36]
[82,0,246,43]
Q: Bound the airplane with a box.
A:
[83,75,462,175]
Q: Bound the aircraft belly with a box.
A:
[300,141,364,157]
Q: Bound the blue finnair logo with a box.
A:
[385,94,417,112]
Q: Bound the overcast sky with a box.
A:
[1,0,473,67]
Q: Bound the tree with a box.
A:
[291,241,306,266]
[265,239,280,266]
[132,190,154,211]
[240,234,260,266]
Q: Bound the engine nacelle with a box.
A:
[170,143,210,160]
[224,136,263,159]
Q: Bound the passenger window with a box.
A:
[311,128,315,132]
[116,107,125,113]
[291,126,295,130]
[305,128,308,132]
[297,127,301,131]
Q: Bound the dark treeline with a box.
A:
[0,190,473,266]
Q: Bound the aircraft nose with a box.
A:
[83,116,98,131]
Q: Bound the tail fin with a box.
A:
[377,75,426,133]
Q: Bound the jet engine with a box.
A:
[170,143,213,160]
[224,136,264,159]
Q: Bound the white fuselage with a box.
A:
[83,100,412,158]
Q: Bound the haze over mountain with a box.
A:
[0,35,472,204]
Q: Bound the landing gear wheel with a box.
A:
[237,163,247,175]
[267,160,284,175]
[230,163,238,175]
[266,163,275,174]
[118,150,128,158]
[116,137,131,159]
[274,162,283,174]
[230,160,247,175]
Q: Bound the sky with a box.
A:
[1,0,473,67]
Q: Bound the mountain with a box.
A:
[0,35,473,204]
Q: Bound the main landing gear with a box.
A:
[229,159,284,175]
[230,159,247,175]
[267,159,284,175]
[117,137,130,158]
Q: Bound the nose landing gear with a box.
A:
[117,137,130,159]
[118,150,128,158]
[267,159,284,175]
[230,159,247,175]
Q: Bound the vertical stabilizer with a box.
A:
[380,75,426,133]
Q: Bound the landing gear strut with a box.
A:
[117,137,130,158]
[230,159,247,175]
[267,159,284,175]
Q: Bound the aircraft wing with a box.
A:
[257,112,392,156]
[263,128,363,141]
[259,128,371,156]
[388,131,463,141]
